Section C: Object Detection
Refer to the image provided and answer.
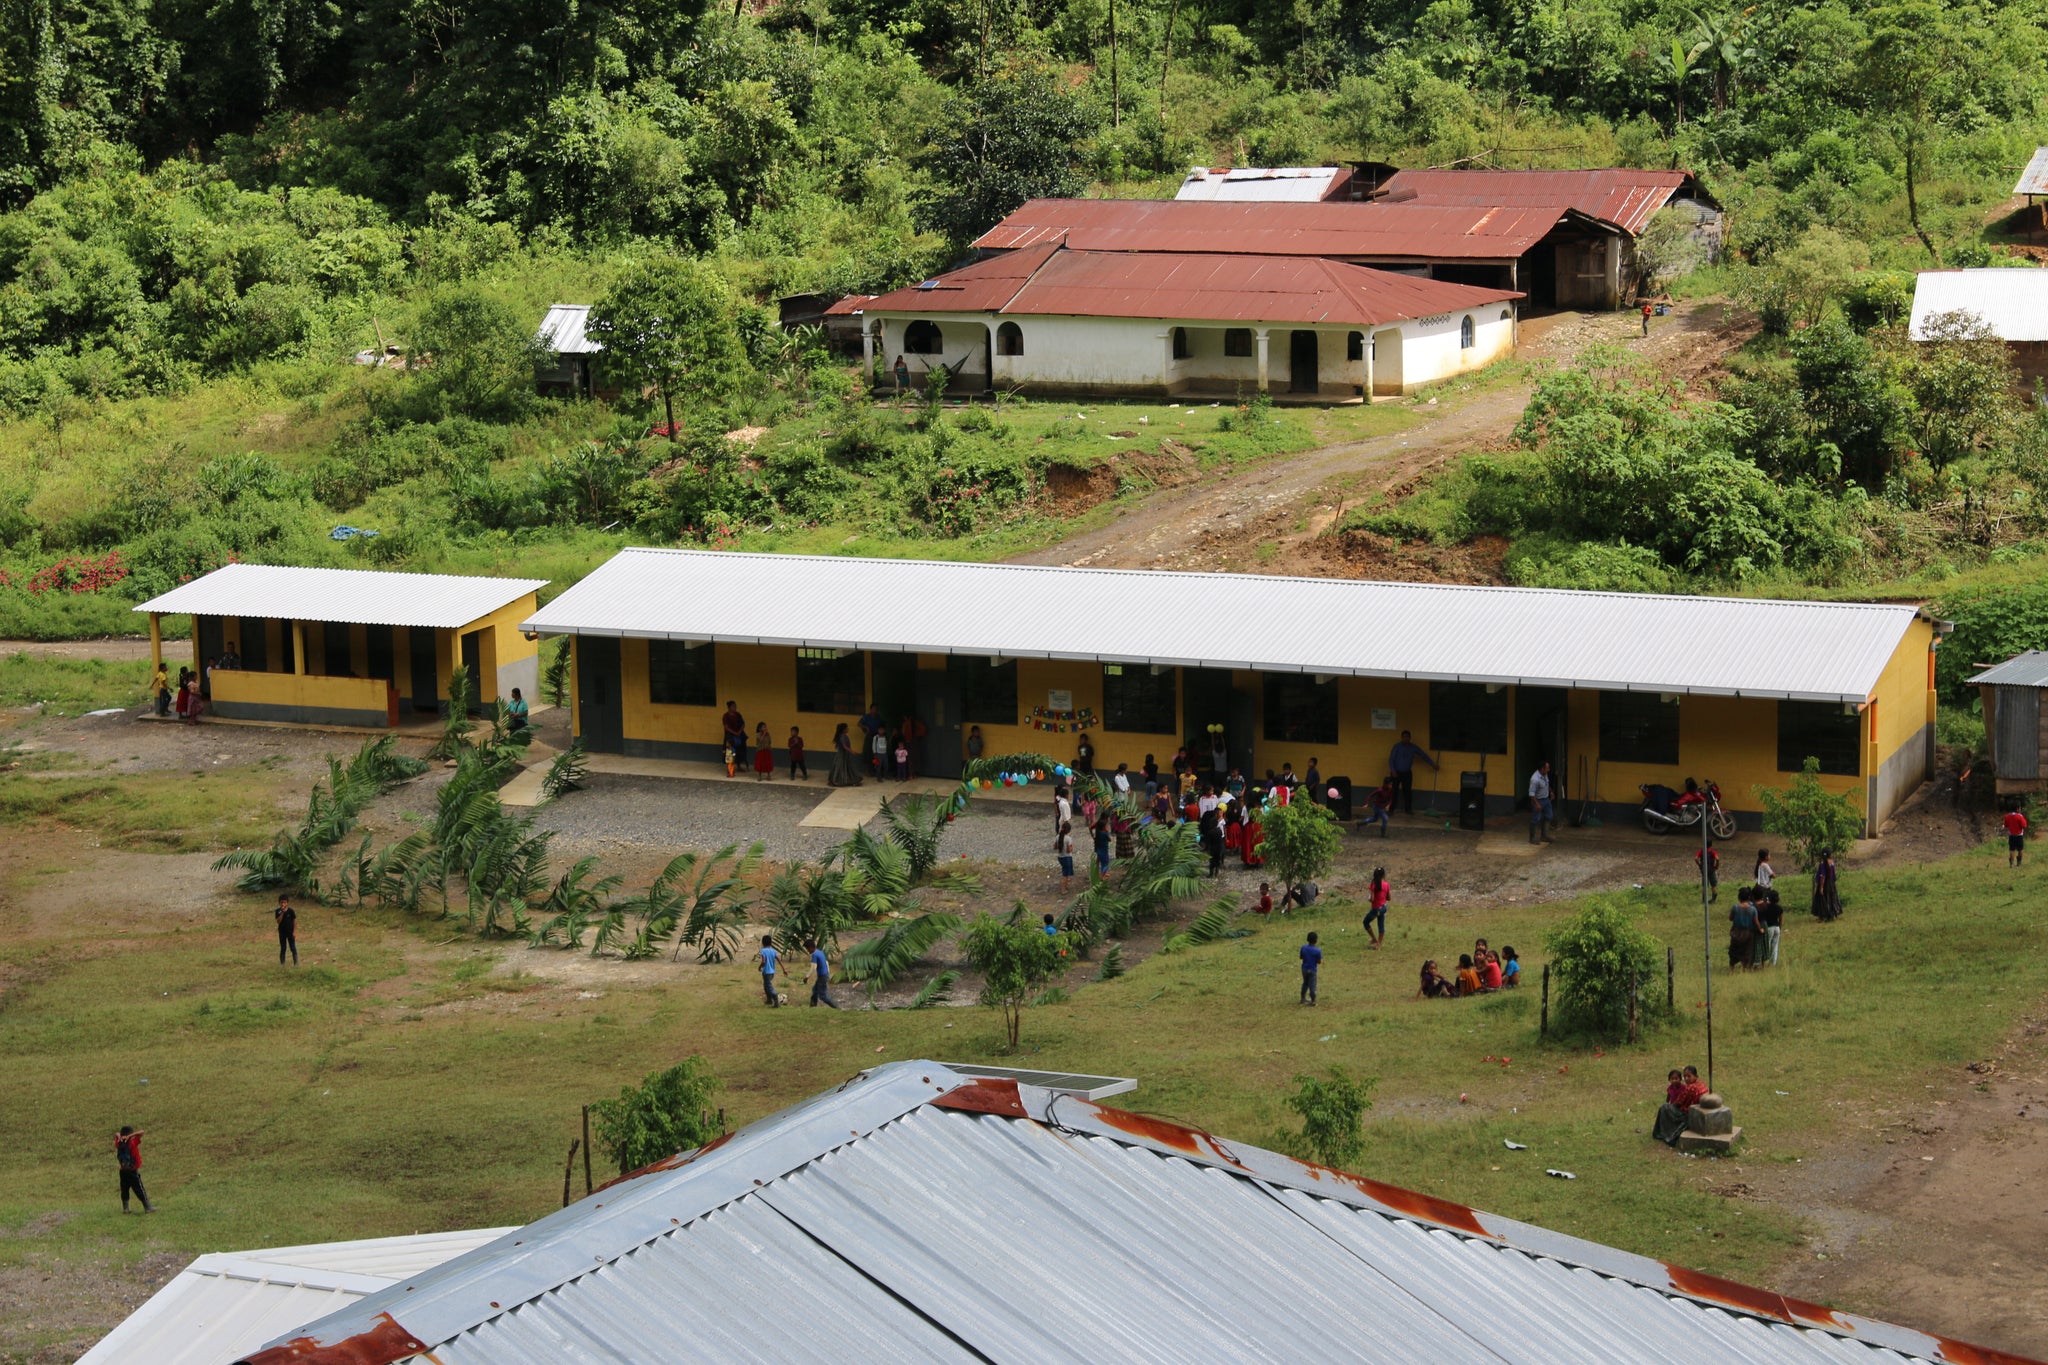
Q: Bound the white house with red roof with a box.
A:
[862,243,1520,399]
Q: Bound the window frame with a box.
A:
[996,321,1023,356]
[795,648,868,716]
[903,320,943,355]
[1263,673,1338,745]
[1171,326,1190,360]
[1102,663,1178,735]
[953,656,1018,726]
[647,639,717,708]
[1428,681,1508,754]
[1776,700,1862,776]
[1597,690,1679,765]
[1223,328,1254,357]
[1459,314,1476,350]
[1346,331,1365,361]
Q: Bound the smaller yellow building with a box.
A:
[526,550,1943,836]
[135,564,547,728]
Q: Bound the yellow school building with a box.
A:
[135,564,547,727]
[525,550,1941,834]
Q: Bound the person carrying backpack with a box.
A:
[115,1126,153,1213]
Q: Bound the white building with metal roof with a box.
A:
[524,549,1937,833]
[135,564,547,727]
[534,303,603,398]
[1909,269,2048,397]
[233,1062,2017,1365]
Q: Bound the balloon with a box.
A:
[1328,787,1340,800]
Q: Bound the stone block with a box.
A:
[1686,1102,1735,1137]
[1676,1126,1742,1155]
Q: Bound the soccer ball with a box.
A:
[776,993,788,1006]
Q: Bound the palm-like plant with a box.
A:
[429,664,477,760]
[606,843,763,962]
[878,790,958,882]
[1162,896,1247,953]
[1062,819,1203,948]
[764,858,854,955]
[840,912,963,1004]
[540,739,589,800]
[529,857,624,947]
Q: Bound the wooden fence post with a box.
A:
[1540,962,1550,1039]
[562,1140,580,1208]
[582,1106,594,1196]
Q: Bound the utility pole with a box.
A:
[1700,814,1715,1092]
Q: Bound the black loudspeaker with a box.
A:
[1458,771,1488,831]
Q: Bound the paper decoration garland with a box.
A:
[969,763,1076,790]
[1027,706,1097,734]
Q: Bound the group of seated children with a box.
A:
[1419,940,1518,998]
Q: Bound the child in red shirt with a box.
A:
[1255,882,1273,916]
[2006,806,2029,867]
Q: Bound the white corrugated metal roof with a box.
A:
[134,563,547,630]
[536,304,601,354]
[522,550,1922,703]
[1176,166,1347,201]
[78,1227,509,1365]
[239,1063,1992,1365]
[1968,651,2048,687]
[2016,146,2048,197]
[1910,269,2048,341]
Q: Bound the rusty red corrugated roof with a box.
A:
[866,247,1519,326]
[1374,168,1696,235]
[822,295,876,316]
[864,242,1062,313]
[973,198,1573,259]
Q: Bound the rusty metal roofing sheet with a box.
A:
[1968,651,2048,687]
[134,563,547,631]
[522,549,1921,703]
[866,248,1518,326]
[821,294,875,316]
[972,198,1570,259]
[864,242,1059,313]
[2015,147,2048,196]
[1374,168,1694,235]
[242,1064,2013,1365]
[1910,268,2048,341]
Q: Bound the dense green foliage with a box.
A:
[1542,897,1668,1042]
[588,1058,723,1173]
[963,911,1071,1048]
[1283,1066,1376,1170]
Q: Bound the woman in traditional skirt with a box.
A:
[827,722,863,787]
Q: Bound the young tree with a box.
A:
[1257,800,1340,904]
[1284,1067,1375,1169]
[587,256,742,442]
[409,286,539,420]
[1543,897,1665,1042]
[1856,2,1965,263]
[926,61,1099,246]
[588,1058,722,1174]
[963,911,1069,1049]
[1754,757,1866,871]
[1894,310,2018,473]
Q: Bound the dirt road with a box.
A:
[1009,303,1746,577]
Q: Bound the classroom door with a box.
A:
[409,629,440,715]
[459,631,483,711]
[915,670,963,779]
[1514,685,1570,810]
[576,636,623,753]
[870,651,917,769]
[1289,330,1319,393]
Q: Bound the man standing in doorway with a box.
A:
[1388,730,1435,815]
[1528,761,1554,844]
[721,701,748,770]
[115,1126,152,1213]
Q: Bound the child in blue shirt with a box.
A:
[754,935,780,1006]
[1501,946,1521,988]
[806,937,837,1009]
[1299,932,1322,1005]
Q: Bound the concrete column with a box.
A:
[148,613,162,673]
[292,621,306,675]
[1255,328,1270,391]
[1363,333,1375,405]
[861,325,875,390]
[1160,329,1175,391]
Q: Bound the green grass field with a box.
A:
[0,810,2039,1363]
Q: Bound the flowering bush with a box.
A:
[5,551,132,596]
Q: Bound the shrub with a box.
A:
[1542,897,1665,1042]
[588,1058,723,1174]
[1754,757,1865,871]
[1284,1067,1375,1169]
[410,286,540,421]
[963,911,1070,1049]
[1257,800,1340,902]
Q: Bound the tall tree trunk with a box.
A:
[1108,0,1119,130]
[663,389,677,442]
[1159,0,1179,124]
[1903,137,1941,264]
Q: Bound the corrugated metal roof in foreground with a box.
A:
[134,563,548,630]
[1910,268,2048,342]
[77,1227,508,1365]
[523,550,1921,702]
[2015,146,2048,196]
[534,304,600,354]
[1969,651,2048,687]
[241,1063,2009,1365]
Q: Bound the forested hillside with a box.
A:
[1,0,2047,655]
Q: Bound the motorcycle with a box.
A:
[1639,778,1737,840]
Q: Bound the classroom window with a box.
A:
[1598,691,1679,765]
[1777,700,1861,776]
[903,320,942,355]
[1171,326,1190,359]
[1428,681,1507,754]
[648,640,716,707]
[953,657,1018,725]
[1459,315,1476,349]
[1263,674,1338,744]
[796,649,867,715]
[1102,663,1177,734]
[1346,331,1364,361]
[1223,328,1253,357]
[996,321,1023,356]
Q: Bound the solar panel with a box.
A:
[939,1064,1137,1100]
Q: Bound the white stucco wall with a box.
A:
[869,306,1515,398]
